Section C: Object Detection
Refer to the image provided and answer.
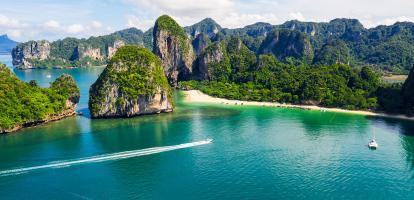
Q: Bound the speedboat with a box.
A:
[368,139,378,149]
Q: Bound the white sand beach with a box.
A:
[182,90,414,121]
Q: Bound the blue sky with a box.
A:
[1,0,413,41]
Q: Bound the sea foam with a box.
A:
[0,139,212,176]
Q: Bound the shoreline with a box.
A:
[0,107,77,134]
[182,90,414,121]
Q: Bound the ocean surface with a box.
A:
[1,54,414,199]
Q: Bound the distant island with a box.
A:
[0,34,17,54]
[0,64,80,133]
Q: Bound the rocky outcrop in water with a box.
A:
[89,45,173,118]
[12,40,51,69]
[153,15,195,87]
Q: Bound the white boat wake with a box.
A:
[0,139,212,176]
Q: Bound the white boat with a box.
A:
[46,74,52,78]
[368,139,378,149]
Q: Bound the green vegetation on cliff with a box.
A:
[13,28,145,68]
[182,39,382,110]
[13,17,414,73]
[259,29,314,63]
[89,45,173,117]
[154,15,189,53]
[155,15,187,40]
[0,64,80,131]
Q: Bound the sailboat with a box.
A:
[368,131,378,149]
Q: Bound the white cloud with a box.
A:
[360,16,414,28]
[382,16,413,26]
[43,20,60,29]
[126,15,153,31]
[123,0,235,29]
[124,0,233,17]
[65,24,84,34]
[0,14,21,28]
[219,13,280,28]
[289,12,305,21]
[122,0,414,30]
[91,21,103,29]
[7,29,22,38]
[126,15,140,28]
[2,0,414,41]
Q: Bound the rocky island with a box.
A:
[11,28,152,69]
[89,45,173,118]
[0,64,80,133]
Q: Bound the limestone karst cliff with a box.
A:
[89,46,173,118]
[153,15,195,87]
[12,40,51,69]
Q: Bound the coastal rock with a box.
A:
[12,40,51,69]
[79,46,102,60]
[89,45,173,118]
[72,45,103,63]
[11,28,145,68]
[153,15,195,87]
[108,40,125,59]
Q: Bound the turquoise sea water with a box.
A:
[1,55,414,199]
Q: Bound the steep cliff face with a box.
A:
[80,47,101,60]
[192,33,211,56]
[11,28,145,68]
[194,42,226,80]
[259,29,314,62]
[72,45,103,61]
[89,46,173,118]
[153,15,195,86]
[12,40,51,69]
[108,40,125,59]
[0,65,80,133]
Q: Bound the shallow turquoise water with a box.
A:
[1,55,414,199]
